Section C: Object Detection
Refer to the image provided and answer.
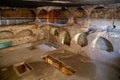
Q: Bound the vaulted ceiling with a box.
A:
[0,0,120,8]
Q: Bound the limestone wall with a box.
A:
[0,24,49,51]
[47,7,120,66]
[0,6,120,67]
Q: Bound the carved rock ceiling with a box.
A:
[0,0,120,8]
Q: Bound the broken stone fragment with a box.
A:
[93,37,113,52]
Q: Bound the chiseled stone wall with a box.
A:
[49,25,88,54]
[48,7,120,66]
[0,7,120,66]
[0,24,49,51]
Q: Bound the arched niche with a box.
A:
[49,9,57,18]
[90,6,105,18]
[93,6,116,19]
[27,10,36,17]
[0,30,14,39]
[59,31,71,46]
[37,8,69,24]
[16,29,33,37]
[50,28,59,36]
[55,9,69,24]
[47,9,58,23]
[1,9,37,17]
[49,9,69,24]
[74,32,88,47]
[57,9,70,18]
[74,7,87,18]
[37,27,49,40]
[74,7,87,24]
[38,9,47,19]
[105,8,117,19]
[92,37,113,52]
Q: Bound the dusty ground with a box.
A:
[0,45,120,80]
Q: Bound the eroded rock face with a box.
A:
[93,37,113,52]
[0,31,14,39]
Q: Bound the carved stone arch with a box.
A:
[29,9,36,17]
[73,32,88,47]
[59,31,71,46]
[55,9,70,24]
[90,6,105,18]
[74,7,87,24]
[46,9,58,23]
[57,9,70,18]
[38,9,48,18]
[37,27,49,40]
[50,27,59,36]
[0,30,14,39]
[16,29,33,37]
[75,7,87,18]
[92,37,113,52]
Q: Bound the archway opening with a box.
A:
[50,28,59,36]
[92,37,113,52]
[59,31,71,46]
[74,32,88,47]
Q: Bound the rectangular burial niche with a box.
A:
[43,55,75,76]
[13,62,32,76]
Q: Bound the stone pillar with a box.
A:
[34,7,42,23]
[67,7,77,26]
[82,6,96,28]
[67,16,75,26]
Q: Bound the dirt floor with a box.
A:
[0,46,120,80]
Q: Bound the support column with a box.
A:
[67,7,76,26]
[33,7,42,23]
[67,16,75,26]
[82,6,96,28]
